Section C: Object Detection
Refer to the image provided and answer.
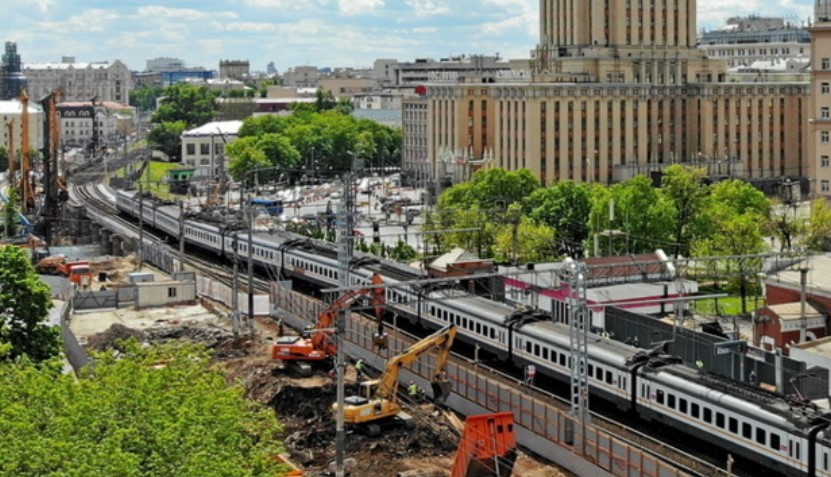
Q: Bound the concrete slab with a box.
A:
[69,304,226,340]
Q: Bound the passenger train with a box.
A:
[115,187,831,477]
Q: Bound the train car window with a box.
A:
[691,403,699,419]
[728,417,738,434]
[463,318,469,329]
[717,412,726,428]
[525,341,532,353]
[656,390,664,405]
[770,433,780,451]
[742,423,752,439]
[476,323,481,334]
[596,367,603,379]
[542,348,549,360]
[605,371,612,384]
[620,377,626,389]
[678,398,687,413]
[667,394,675,409]
[755,428,766,446]
[588,364,594,376]
[491,328,496,340]
[823,451,828,471]
[534,344,540,356]
[703,408,712,423]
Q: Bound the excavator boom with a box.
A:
[272,273,385,372]
[336,324,457,435]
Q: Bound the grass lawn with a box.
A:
[692,295,764,317]
[133,161,181,200]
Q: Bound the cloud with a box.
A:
[405,0,450,17]
[136,6,237,21]
[338,0,384,15]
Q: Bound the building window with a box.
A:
[823,107,831,119]
[823,131,830,144]
[823,82,831,95]
[167,287,177,298]
[822,156,830,168]
[823,180,830,192]
[186,143,195,155]
[200,143,210,155]
[823,58,831,70]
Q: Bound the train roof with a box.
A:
[658,363,831,428]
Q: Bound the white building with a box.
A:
[57,101,135,149]
[24,59,132,103]
[180,120,242,178]
[0,100,44,162]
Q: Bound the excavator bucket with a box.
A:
[432,380,452,404]
[372,331,389,349]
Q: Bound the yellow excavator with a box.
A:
[334,324,457,436]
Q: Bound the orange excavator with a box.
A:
[451,412,518,477]
[272,273,385,376]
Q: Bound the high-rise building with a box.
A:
[700,16,811,68]
[219,60,250,80]
[409,0,809,189]
[146,57,186,73]
[809,0,831,198]
[0,42,27,100]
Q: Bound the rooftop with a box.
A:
[182,120,243,137]
[0,100,44,114]
[766,302,823,321]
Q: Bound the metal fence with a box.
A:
[199,276,270,316]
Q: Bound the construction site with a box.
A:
[63,256,566,477]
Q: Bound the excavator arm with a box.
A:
[272,273,385,368]
[375,323,457,405]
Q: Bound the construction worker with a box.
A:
[276,318,284,337]
[355,358,365,378]
[408,380,420,397]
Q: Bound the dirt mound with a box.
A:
[85,323,144,351]
[144,324,234,349]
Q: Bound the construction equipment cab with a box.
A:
[334,324,457,436]
[272,273,385,376]
[450,412,517,477]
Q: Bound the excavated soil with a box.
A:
[83,316,571,477]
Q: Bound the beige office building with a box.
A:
[810,1,831,198]
[412,0,809,187]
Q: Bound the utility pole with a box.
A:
[232,230,240,337]
[335,154,358,477]
[178,201,185,271]
[247,196,255,336]
[800,267,809,343]
[138,183,144,271]
[567,261,590,453]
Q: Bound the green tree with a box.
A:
[334,96,355,115]
[239,115,292,138]
[0,146,8,171]
[589,176,674,256]
[0,341,285,476]
[228,144,270,183]
[129,85,164,111]
[152,83,218,127]
[314,88,337,112]
[0,246,58,362]
[804,199,831,251]
[147,120,187,161]
[660,165,710,258]
[524,181,592,257]
[438,168,540,211]
[493,212,557,264]
[4,188,19,237]
[769,200,805,252]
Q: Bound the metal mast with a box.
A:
[334,156,357,477]
[568,261,590,450]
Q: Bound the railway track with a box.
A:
[72,181,746,477]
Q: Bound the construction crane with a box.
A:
[5,118,14,188]
[271,273,386,376]
[334,324,457,436]
[450,412,518,477]
[19,90,34,212]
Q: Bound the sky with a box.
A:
[0,0,817,74]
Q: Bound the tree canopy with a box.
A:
[230,108,401,179]
[129,85,164,111]
[0,246,58,362]
[147,120,187,162]
[152,84,219,127]
[0,341,286,477]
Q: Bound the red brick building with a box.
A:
[754,302,826,352]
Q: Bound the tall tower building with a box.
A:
[0,42,27,100]
[408,0,809,188]
[809,0,831,197]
